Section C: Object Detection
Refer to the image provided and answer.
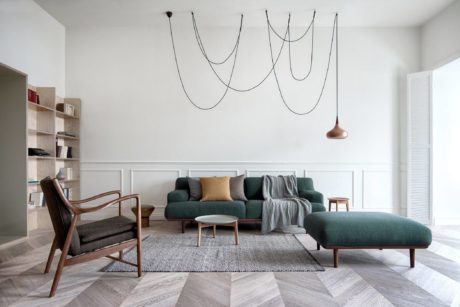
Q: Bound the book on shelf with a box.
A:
[56,146,73,158]
[29,192,45,207]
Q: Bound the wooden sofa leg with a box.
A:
[317,243,320,250]
[333,249,339,268]
[410,249,415,268]
[181,221,185,233]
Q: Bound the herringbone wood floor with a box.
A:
[0,221,459,307]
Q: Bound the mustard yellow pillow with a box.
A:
[200,176,233,201]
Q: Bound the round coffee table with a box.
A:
[194,215,239,247]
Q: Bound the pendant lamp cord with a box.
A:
[191,12,289,92]
[335,13,339,119]
[167,13,241,110]
[267,12,337,115]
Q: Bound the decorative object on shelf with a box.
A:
[326,14,348,139]
[166,10,347,138]
[28,148,50,156]
[56,103,75,116]
[131,205,155,228]
[57,131,78,138]
[56,167,73,181]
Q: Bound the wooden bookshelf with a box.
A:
[27,86,81,231]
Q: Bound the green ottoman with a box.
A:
[304,212,432,268]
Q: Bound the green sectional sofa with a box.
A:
[165,177,325,232]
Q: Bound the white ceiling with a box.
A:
[35,0,455,28]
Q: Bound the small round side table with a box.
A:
[328,197,350,212]
[131,205,155,227]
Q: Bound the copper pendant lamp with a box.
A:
[327,14,348,139]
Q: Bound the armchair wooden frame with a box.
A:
[44,178,142,297]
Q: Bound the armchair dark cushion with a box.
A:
[77,216,136,243]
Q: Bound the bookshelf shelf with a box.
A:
[28,156,54,160]
[26,85,81,233]
[56,111,79,119]
[27,101,55,112]
[28,129,54,136]
[56,134,79,140]
[56,158,79,161]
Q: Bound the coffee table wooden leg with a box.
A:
[197,223,202,247]
[328,201,331,211]
[234,221,239,245]
[336,202,338,212]
[213,225,216,238]
[346,200,349,211]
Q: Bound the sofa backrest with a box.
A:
[174,176,315,200]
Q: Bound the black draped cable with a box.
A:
[266,11,315,81]
[267,12,337,115]
[192,12,290,92]
[267,10,315,43]
[191,12,240,65]
[167,13,241,110]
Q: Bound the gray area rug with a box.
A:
[104,233,324,272]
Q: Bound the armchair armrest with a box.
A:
[76,194,141,215]
[299,190,324,204]
[167,189,189,203]
[70,190,121,205]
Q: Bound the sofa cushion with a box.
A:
[244,177,263,200]
[201,177,232,201]
[304,212,432,247]
[245,200,263,219]
[165,201,246,219]
[230,175,248,201]
[77,215,136,244]
[187,177,202,200]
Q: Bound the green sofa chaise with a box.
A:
[165,177,325,232]
[304,212,432,268]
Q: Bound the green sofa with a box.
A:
[304,212,432,268]
[165,177,325,232]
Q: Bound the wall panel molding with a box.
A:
[80,161,399,219]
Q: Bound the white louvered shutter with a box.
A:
[407,72,432,225]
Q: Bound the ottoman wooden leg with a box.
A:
[410,249,415,268]
[333,249,339,268]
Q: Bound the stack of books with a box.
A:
[56,138,73,158]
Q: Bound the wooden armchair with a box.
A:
[40,177,142,297]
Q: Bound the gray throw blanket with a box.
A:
[261,175,312,233]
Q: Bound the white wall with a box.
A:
[421,0,460,69]
[433,60,460,225]
[65,23,420,219]
[0,0,65,95]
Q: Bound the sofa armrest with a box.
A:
[299,190,323,204]
[167,189,189,203]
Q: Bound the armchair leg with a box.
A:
[44,237,57,274]
[49,241,70,297]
